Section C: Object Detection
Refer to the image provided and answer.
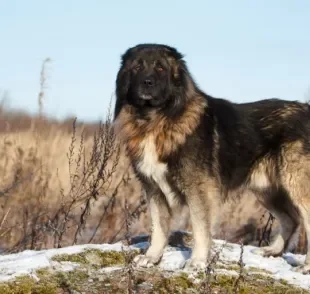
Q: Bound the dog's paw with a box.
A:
[133,254,160,268]
[292,264,310,275]
[251,248,266,256]
[251,247,282,258]
[184,258,207,271]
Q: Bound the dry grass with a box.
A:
[0,59,307,257]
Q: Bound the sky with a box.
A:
[0,0,310,121]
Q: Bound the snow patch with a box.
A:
[0,239,309,291]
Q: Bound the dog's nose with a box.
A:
[143,79,154,87]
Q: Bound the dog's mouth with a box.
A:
[139,93,153,100]
[132,89,166,108]
[134,93,165,108]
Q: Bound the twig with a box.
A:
[38,58,51,117]
[88,173,125,243]
[108,194,147,243]
[233,242,245,293]
[201,241,226,293]
[259,212,275,247]
[0,208,11,230]
[123,198,134,294]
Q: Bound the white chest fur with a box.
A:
[137,136,176,207]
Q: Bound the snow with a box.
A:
[0,243,124,282]
[0,238,309,291]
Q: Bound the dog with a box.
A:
[113,43,310,274]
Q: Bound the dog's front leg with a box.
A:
[184,180,219,270]
[134,187,171,268]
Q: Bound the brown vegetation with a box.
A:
[0,61,307,255]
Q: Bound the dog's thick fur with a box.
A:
[113,43,310,273]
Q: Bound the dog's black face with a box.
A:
[114,44,193,119]
[127,51,172,108]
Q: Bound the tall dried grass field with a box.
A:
[0,61,307,255]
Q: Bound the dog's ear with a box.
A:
[168,56,188,86]
[167,52,196,98]
[120,45,139,66]
[168,57,180,80]
[163,46,185,83]
[162,45,184,61]
[114,63,130,119]
[120,51,131,66]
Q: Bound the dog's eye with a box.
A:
[134,65,142,71]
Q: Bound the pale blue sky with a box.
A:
[0,0,310,121]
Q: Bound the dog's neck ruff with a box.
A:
[114,95,207,162]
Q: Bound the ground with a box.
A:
[0,231,309,293]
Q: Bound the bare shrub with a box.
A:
[0,58,125,252]
[0,105,121,251]
[48,107,121,248]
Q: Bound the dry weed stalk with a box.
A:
[201,242,226,293]
[258,212,275,247]
[88,171,126,243]
[109,189,147,244]
[0,208,10,232]
[38,58,51,118]
[48,106,121,248]
[123,198,135,294]
[233,242,245,293]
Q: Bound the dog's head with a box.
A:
[114,44,195,119]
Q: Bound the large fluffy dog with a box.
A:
[113,43,310,273]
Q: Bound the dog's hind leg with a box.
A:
[279,149,310,274]
[251,187,300,258]
[293,206,310,274]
